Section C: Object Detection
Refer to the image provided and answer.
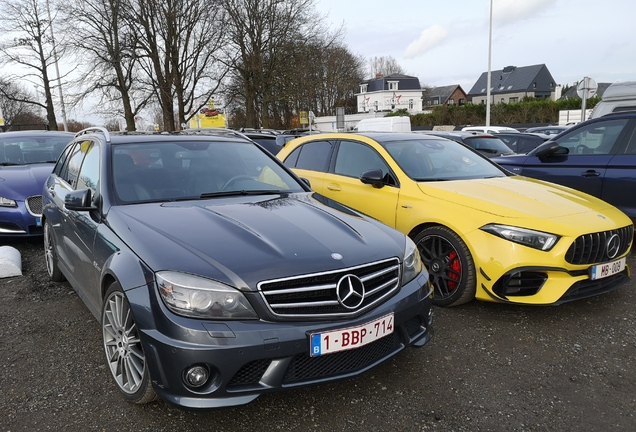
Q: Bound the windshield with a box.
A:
[112,140,305,203]
[0,135,70,165]
[381,138,507,181]
[463,137,515,155]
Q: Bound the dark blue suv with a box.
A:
[493,112,636,224]
[41,127,434,409]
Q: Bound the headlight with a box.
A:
[403,236,423,285]
[156,271,258,319]
[0,196,17,207]
[481,224,559,251]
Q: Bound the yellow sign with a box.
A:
[299,111,308,124]
[188,112,228,129]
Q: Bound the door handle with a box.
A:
[326,184,341,191]
[581,170,600,177]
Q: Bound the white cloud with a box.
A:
[493,0,554,24]
[404,25,449,59]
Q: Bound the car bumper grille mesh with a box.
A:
[282,332,400,384]
[25,195,43,216]
[558,270,630,304]
[258,258,401,318]
[564,225,633,265]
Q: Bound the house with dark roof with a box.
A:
[356,73,423,114]
[467,64,557,104]
[423,84,468,107]
[560,82,612,99]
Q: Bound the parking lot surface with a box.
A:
[2,238,635,431]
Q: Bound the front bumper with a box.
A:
[126,271,434,409]
[469,228,632,305]
[0,202,42,236]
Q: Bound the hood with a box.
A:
[418,176,619,220]
[0,164,54,199]
[106,193,406,290]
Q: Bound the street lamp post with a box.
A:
[485,0,493,127]
[46,0,68,131]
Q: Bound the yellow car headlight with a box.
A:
[481,224,559,251]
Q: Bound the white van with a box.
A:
[590,81,636,119]
[461,125,519,134]
[354,116,411,132]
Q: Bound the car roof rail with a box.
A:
[75,127,111,143]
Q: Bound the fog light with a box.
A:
[185,365,209,387]
[427,307,434,325]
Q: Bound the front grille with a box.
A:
[492,271,547,297]
[282,332,400,384]
[227,359,271,387]
[558,270,630,304]
[258,258,401,318]
[565,225,633,265]
[25,195,43,216]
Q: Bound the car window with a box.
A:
[112,141,304,203]
[76,142,100,194]
[287,140,332,172]
[555,119,628,155]
[382,138,505,180]
[623,127,636,154]
[53,144,73,177]
[334,141,389,178]
[463,137,515,155]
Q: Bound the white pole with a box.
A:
[46,0,68,131]
[486,0,493,127]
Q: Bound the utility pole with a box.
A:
[486,0,493,127]
[46,0,68,131]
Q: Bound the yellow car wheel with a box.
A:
[414,226,476,307]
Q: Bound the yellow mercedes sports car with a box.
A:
[277,132,633,306]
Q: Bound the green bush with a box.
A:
[406,97,600,127]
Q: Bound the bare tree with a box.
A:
[0,0,67,130]
[129,0,230,131]
[368,55,407,78]
[221,0,332,129]
[0,78,47,129]
[63,0,152,131]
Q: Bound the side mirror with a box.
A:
[65,189,97,211]
[300,177,311,188]
[360,169,385,188]
[533,141,562,158]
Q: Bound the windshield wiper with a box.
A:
[414,178,450,182]
[199,190,286,198]
[0,162,21,166]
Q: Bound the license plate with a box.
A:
[590,257,626,280]
[310,313,394,357]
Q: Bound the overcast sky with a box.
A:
[315,0,636,91]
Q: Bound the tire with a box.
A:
[102,283,156,404]
[43,220,65,282]
[414,226,476,307]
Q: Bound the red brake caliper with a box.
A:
[447,251,461,290]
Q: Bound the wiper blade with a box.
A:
[414,178,450,182]
[200,190,286,198]
[0,162,21,166]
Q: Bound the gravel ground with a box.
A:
[1,237,635,432]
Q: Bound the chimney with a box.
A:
[376,73,383,78]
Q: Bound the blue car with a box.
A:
[0,130,73,236]
[493,112,636,224]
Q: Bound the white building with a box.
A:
[356,73,423,114]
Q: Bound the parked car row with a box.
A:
[1,111,634,410]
